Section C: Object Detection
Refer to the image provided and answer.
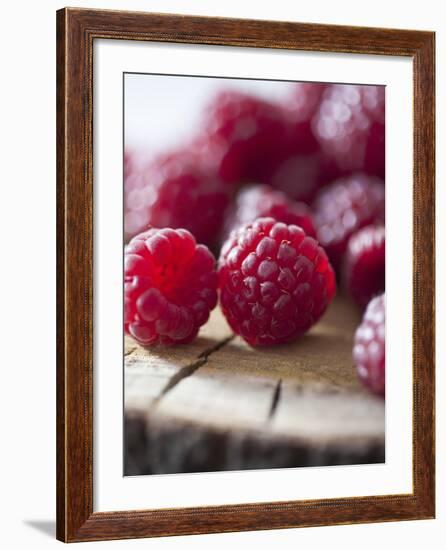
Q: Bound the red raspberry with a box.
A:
[343,225,385,307]
[218,217,336,346]
[124,150,230,246]
[200,90,287,184]
[266,83,339,203]
[353,294,385,396]
[312,84,385,178]
[124,149,152,242]
[191,134,242,187]
[267,149,338,204]
[313,173,385,270]
[289,83,328,121]
[284,82,328,150]
[223,184,316,240]
[124,148,135,179]
[125,227,218,345]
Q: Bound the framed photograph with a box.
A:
[56,7,435,542]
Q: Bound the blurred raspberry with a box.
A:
[223,184,316,240]
[199,90,287,184]
[124,147,145,180]
[285,82,329,149]
[312,84,385,178]
[124,150,231,246]
[124,148,152,242]
[125,227,218,345]
[343,225,385,307]
[267,82,339,202]
[219,217,336,346]
[313,173,385,270]
[267,150,338,204]
[353,293,385,396]
[191,134,242,186]
[124,148,135,179]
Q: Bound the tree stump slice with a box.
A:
[124,296,385,475]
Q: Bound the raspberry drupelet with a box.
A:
[218,218,336,346]
[125,227,218,345]
[353,293,385,396]
[343,225,385,307]
[313,173,385,270]
[223,184,316,241]
[124,150,230,246]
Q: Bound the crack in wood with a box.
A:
[198,335,235,359]
[268,379,282,421]
[151,335,235,407]
[156,357,207,402]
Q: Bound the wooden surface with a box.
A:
[125,296,385,474]
[58,7,434,542]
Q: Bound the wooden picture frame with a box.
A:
[56,7,435,542]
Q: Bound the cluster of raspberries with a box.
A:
[125,83,386,396]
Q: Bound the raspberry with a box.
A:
[218,217,336,346]
[312,84,385,178]
[124,150,230,246]
[191,134,242,186]
[353,294,385,396]
[313,173,385,270]
[285,82,328,150]
[266,83,339,202]
[267,150,338,204]
[125,227,218,345]
[289,83,328,120]
[343,225,385,307]
[223,184,316,240]
[124,149,151,242]
[124,148,136,179]
[200,90,287,184]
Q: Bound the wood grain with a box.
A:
[124,297,384,475]
[57,7,435,542]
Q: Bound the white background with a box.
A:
[0,0,444,548]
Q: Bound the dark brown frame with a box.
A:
[56,7,435,542]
